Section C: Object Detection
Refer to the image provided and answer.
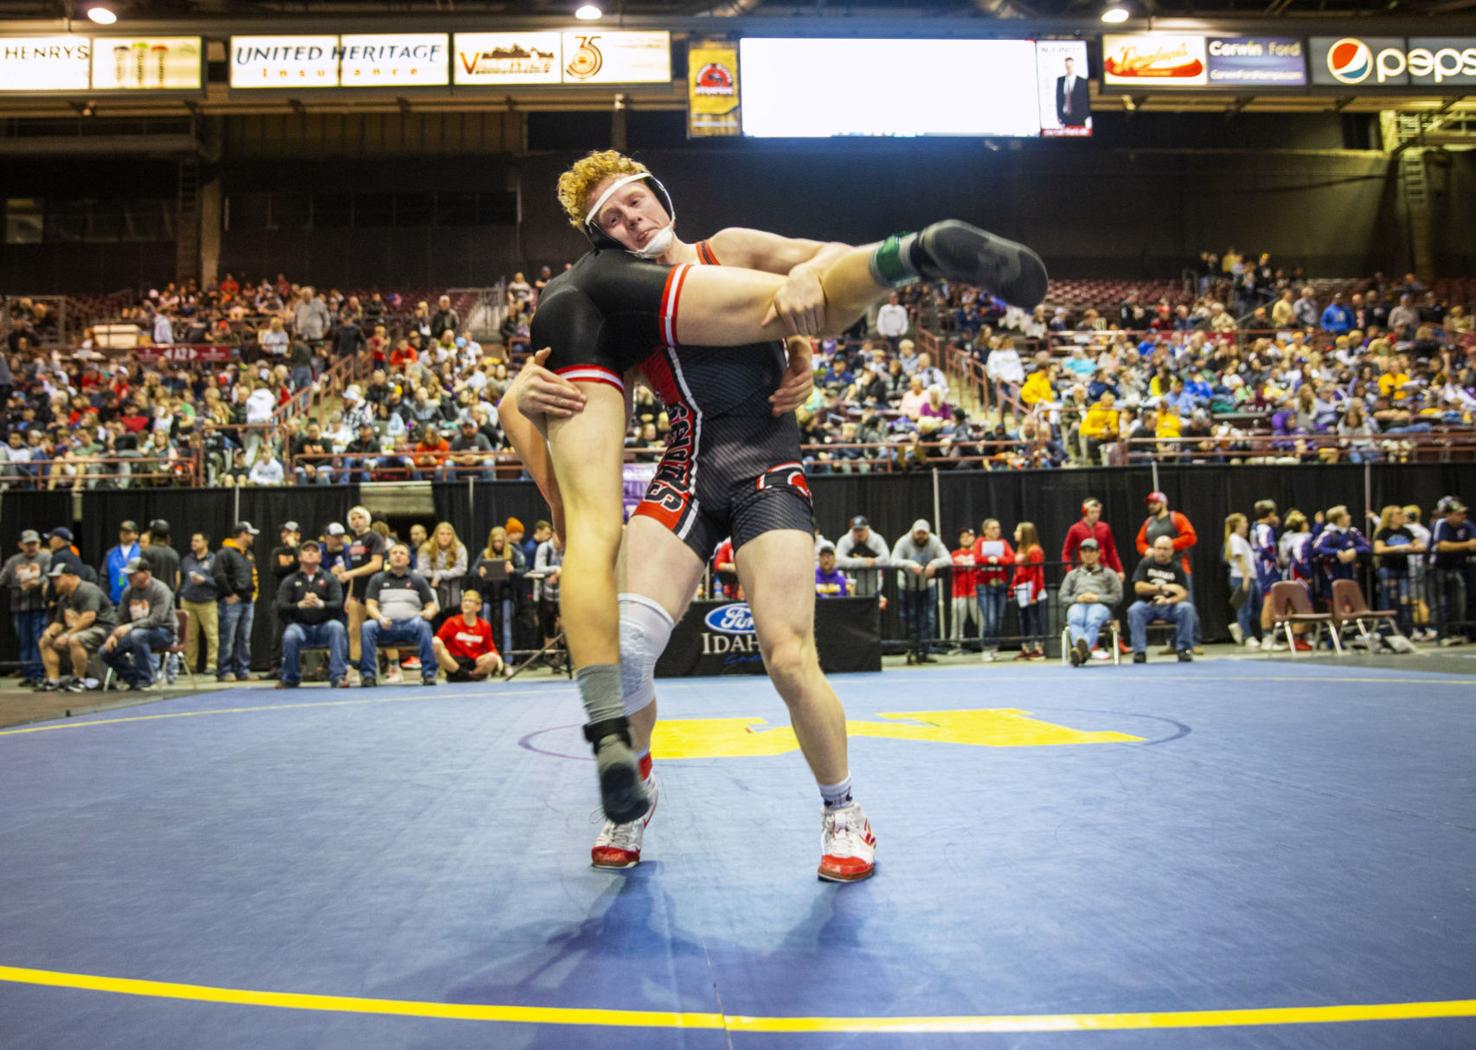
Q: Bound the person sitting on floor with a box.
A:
[432,590,504,682]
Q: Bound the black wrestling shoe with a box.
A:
[913,220,1049,309]
[584,718,650,825]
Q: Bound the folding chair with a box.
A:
[1266,581,1342,656]
[1059,620,1121,666]
[1329,579,1404,652]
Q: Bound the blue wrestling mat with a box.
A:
[2,661,1474,1049]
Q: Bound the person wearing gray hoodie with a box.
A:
[891,518,952,663]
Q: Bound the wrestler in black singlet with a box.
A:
[632,240,812,561]
[533,241,813,561]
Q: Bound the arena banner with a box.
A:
[230,35,340,89]
[337,34,448,87]
[655,598,881,678]
[454,32,561,85]
[452,30,670,86]
[1205,36,1306,86]
[1036,39,1091,138]
[1311,36,1476,87]
[89,37,202,91]
[229,34,449,89]
[687,38,741,137]
[0,36,91,92]
[1102,34,1208,87]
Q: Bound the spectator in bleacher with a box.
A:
[38,562,114,693]
[292,286,331,343]
[506,273,532,308]
[259,315,289,360]
[1271,289,1296,328]
[876,291,909,350]
[892,519,950,664]
[836,515,889,598]
[1388,293,1419,340]
[1320,293,1355,335]
[2,529,51,686]
[896,374,928,420]
[1431,497,1474,645]
[428,295,460,339]
[1293,287,1319,329]
[1061,538,1122,666]
[447,417,494,480]
[248,445,286,486]
[1080,395,1121,469]
[276,540,348,690]
[101,556,176,691]
[814,542,849,598]
[101,519,141,604]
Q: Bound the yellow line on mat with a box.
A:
[1,965,1472,1033]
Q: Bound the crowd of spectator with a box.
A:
[1,509,583,692]
[5,248,1475,490]
[801,490,1474,663]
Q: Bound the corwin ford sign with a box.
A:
[1311,37,1476,87]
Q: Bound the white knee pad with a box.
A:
[618,593,675,717]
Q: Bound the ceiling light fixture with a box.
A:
[575,3,602,19]
[1101,5,1130,23]
[86,4,118,23]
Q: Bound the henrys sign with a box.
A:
[0,36,91,92]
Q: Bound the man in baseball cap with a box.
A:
[1135,491,1200,652]
[102,519,142,605]
[2,529,51,685]
[836,514,889,598]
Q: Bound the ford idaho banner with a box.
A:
[656,598,881,677]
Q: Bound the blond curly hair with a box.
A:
[555,150,649,231]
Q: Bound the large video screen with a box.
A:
[739,38,1045,138]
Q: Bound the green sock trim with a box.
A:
[869,234,918,287]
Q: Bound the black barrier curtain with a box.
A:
[0,490,75,667]
[237,485,362,670]
[76,485,361,672]
[433,479,554,555]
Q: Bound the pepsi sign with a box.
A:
[1312,36,1476,87]
[704,603,755,635]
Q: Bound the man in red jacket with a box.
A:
[1135,491,1198,575]
[1135,491,1201,652]
[1061,498,1125,580]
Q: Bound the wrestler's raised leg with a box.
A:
[671,223,1047,347]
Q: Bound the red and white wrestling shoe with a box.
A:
[591,771,659,870]
[819,802,876,883]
